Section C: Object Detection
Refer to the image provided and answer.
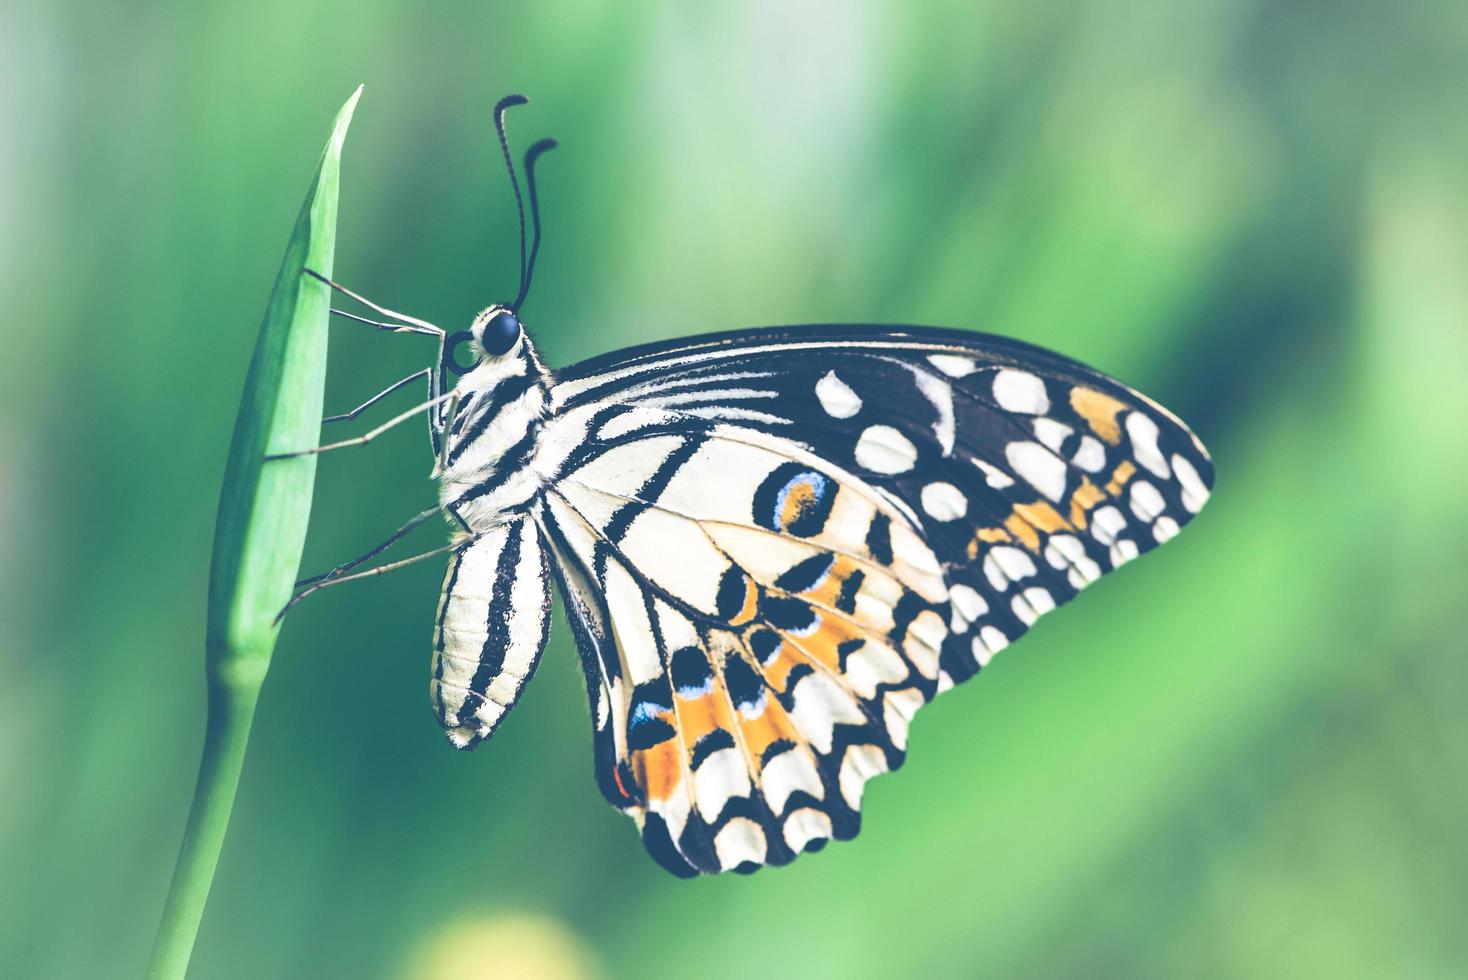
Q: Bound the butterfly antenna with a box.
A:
[492,93,529,300]
[513,138,558,313]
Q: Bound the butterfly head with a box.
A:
[443,305,543,383]
[439,97,558,388]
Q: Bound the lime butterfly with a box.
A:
[282,96,1213,877]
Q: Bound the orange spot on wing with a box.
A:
[673,692,724,745]
[967,526,1013,560]
[760,646,804,691]
[1069,478,1106,528]
[735,696,801,762]
[1106,461,1136,496]
[730,575,759,627]
[1014,500,1070,533]
[800,556,856,607]
[780,480,819,529]
[1070,387,1127,444]
[633,740,683,804]
[1004,514,1041,551]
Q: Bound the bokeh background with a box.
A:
[3,1,1465,977]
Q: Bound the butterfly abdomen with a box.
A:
[430,515,552,748]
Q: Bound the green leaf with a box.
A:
[206,84,361,682]
[147,86,362,980]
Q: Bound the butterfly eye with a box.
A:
[482,311,522,356]
[445,331,477,376]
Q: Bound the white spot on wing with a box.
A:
[694,747,751,819]
[1172,454,1210,513]
[1033,417,1073,454]
[993,369,1050,414]
[815,370,862,418]
[928,353,978,377]
[714,816,768,870]
[855,425,918,474]
[904,609,946,679]
[1044,533,1101,589]
[983,545,1037,591]
[1129,480,1166,522]
[788,672,866,754]
[838,744,889,809]
[912,369,955,455]
[1109,539,1140,567]
[920,481,968,521]
[1091,505,1126,546]
[1005,441,1067,501]
[973,625,1009,666]
[783,808,832,852]
[1126,412,1171,478]
[883,687,925,750]
[842,641,907,700]
[761,749,824,814]
[973,457,1015,489]
[1011,586,1055,626]
[1074,434,1107,472]
[948,583,989,632]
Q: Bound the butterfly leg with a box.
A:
[277,533,481,621]
[324,367,432,424]
[428,390,461,479]
[264,390,457,460]
[305,269,445,337]
[294,503,445,590]
[295,497,470,585]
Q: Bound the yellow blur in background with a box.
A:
[1,1,1464,977]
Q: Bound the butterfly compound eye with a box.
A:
[482,311,522,357]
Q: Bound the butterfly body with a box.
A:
[424,315,1214,876]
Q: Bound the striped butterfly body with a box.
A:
[301,96,1213,877]
[427,313,1213,877]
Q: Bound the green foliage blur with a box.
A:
[2,2,1464,977]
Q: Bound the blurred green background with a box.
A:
[3,1,1465,977]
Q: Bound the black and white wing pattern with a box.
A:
[534,324,1214,876]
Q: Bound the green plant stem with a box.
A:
[145,678,261,980]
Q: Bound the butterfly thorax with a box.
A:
[437,333,554,530]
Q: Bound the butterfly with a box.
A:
[284,95,1214,877]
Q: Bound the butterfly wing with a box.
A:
[536,324,1213,875]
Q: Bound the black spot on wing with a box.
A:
[752,462,837,537]
[641,811,698,879]
[674,814,721,874]
[749,628,782,666]
[627,675,675,751]
[835,569,864,614]
[722,651,765,713]
[836,637,864,670]
[762,596,818,632]
[866,513,893,564]
[776,664,815,711]
[761,738,796,766]
[690,728,736,770]
[774,553,834,593]
[627,716,676,752]
[715,565,750,620]
[671,645,713,697]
